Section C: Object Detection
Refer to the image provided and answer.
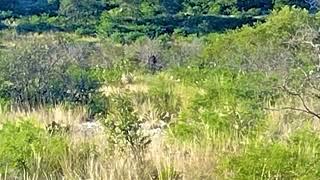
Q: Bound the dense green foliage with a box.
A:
[170,68,278,140]
[0,0,316,40]
[0,0,311,16]
[229,129,320,179]
[0,120,67,176]
[203,7,314,71]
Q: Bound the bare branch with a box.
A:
[282,84,320,119]
[265,107,319,117]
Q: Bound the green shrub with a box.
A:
[87,93,109,117]
[227,130,320,179]
[0,36,105,109]
[203,7,313,72]
[170,68,278,141]
[0,120,68,177]
[63,66,101,104]
[104,93,151,155]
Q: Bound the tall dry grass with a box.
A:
[0,103,230,180]
[1,82,319,180]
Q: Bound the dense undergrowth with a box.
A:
[1,6,320,179]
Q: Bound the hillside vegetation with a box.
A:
[0,0,315,41]
[1,1,320,180]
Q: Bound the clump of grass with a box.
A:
[225,129,320,179]
[169,68,277,142]
[0,119,68,178]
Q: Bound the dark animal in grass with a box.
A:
[148,55,163,74]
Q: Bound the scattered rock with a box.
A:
[73,121,104,138]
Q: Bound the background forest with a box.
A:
[0,0,314,41]
[1,0,320,179]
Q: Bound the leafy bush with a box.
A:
[227,129,320,179]
[0,120,68,177]
[85,96,107,118]
[203,7,312,72]
[104,93,151,157]
[0,36,106,111]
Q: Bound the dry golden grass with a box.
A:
[0,104,224,180]
[264,95,320,141]
[2,79,319,179]
[0,104,313,179]
[0,106,86,127]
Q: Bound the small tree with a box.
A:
[0,35,104,108]
[104,93,151,161]
[278,25,320,119]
